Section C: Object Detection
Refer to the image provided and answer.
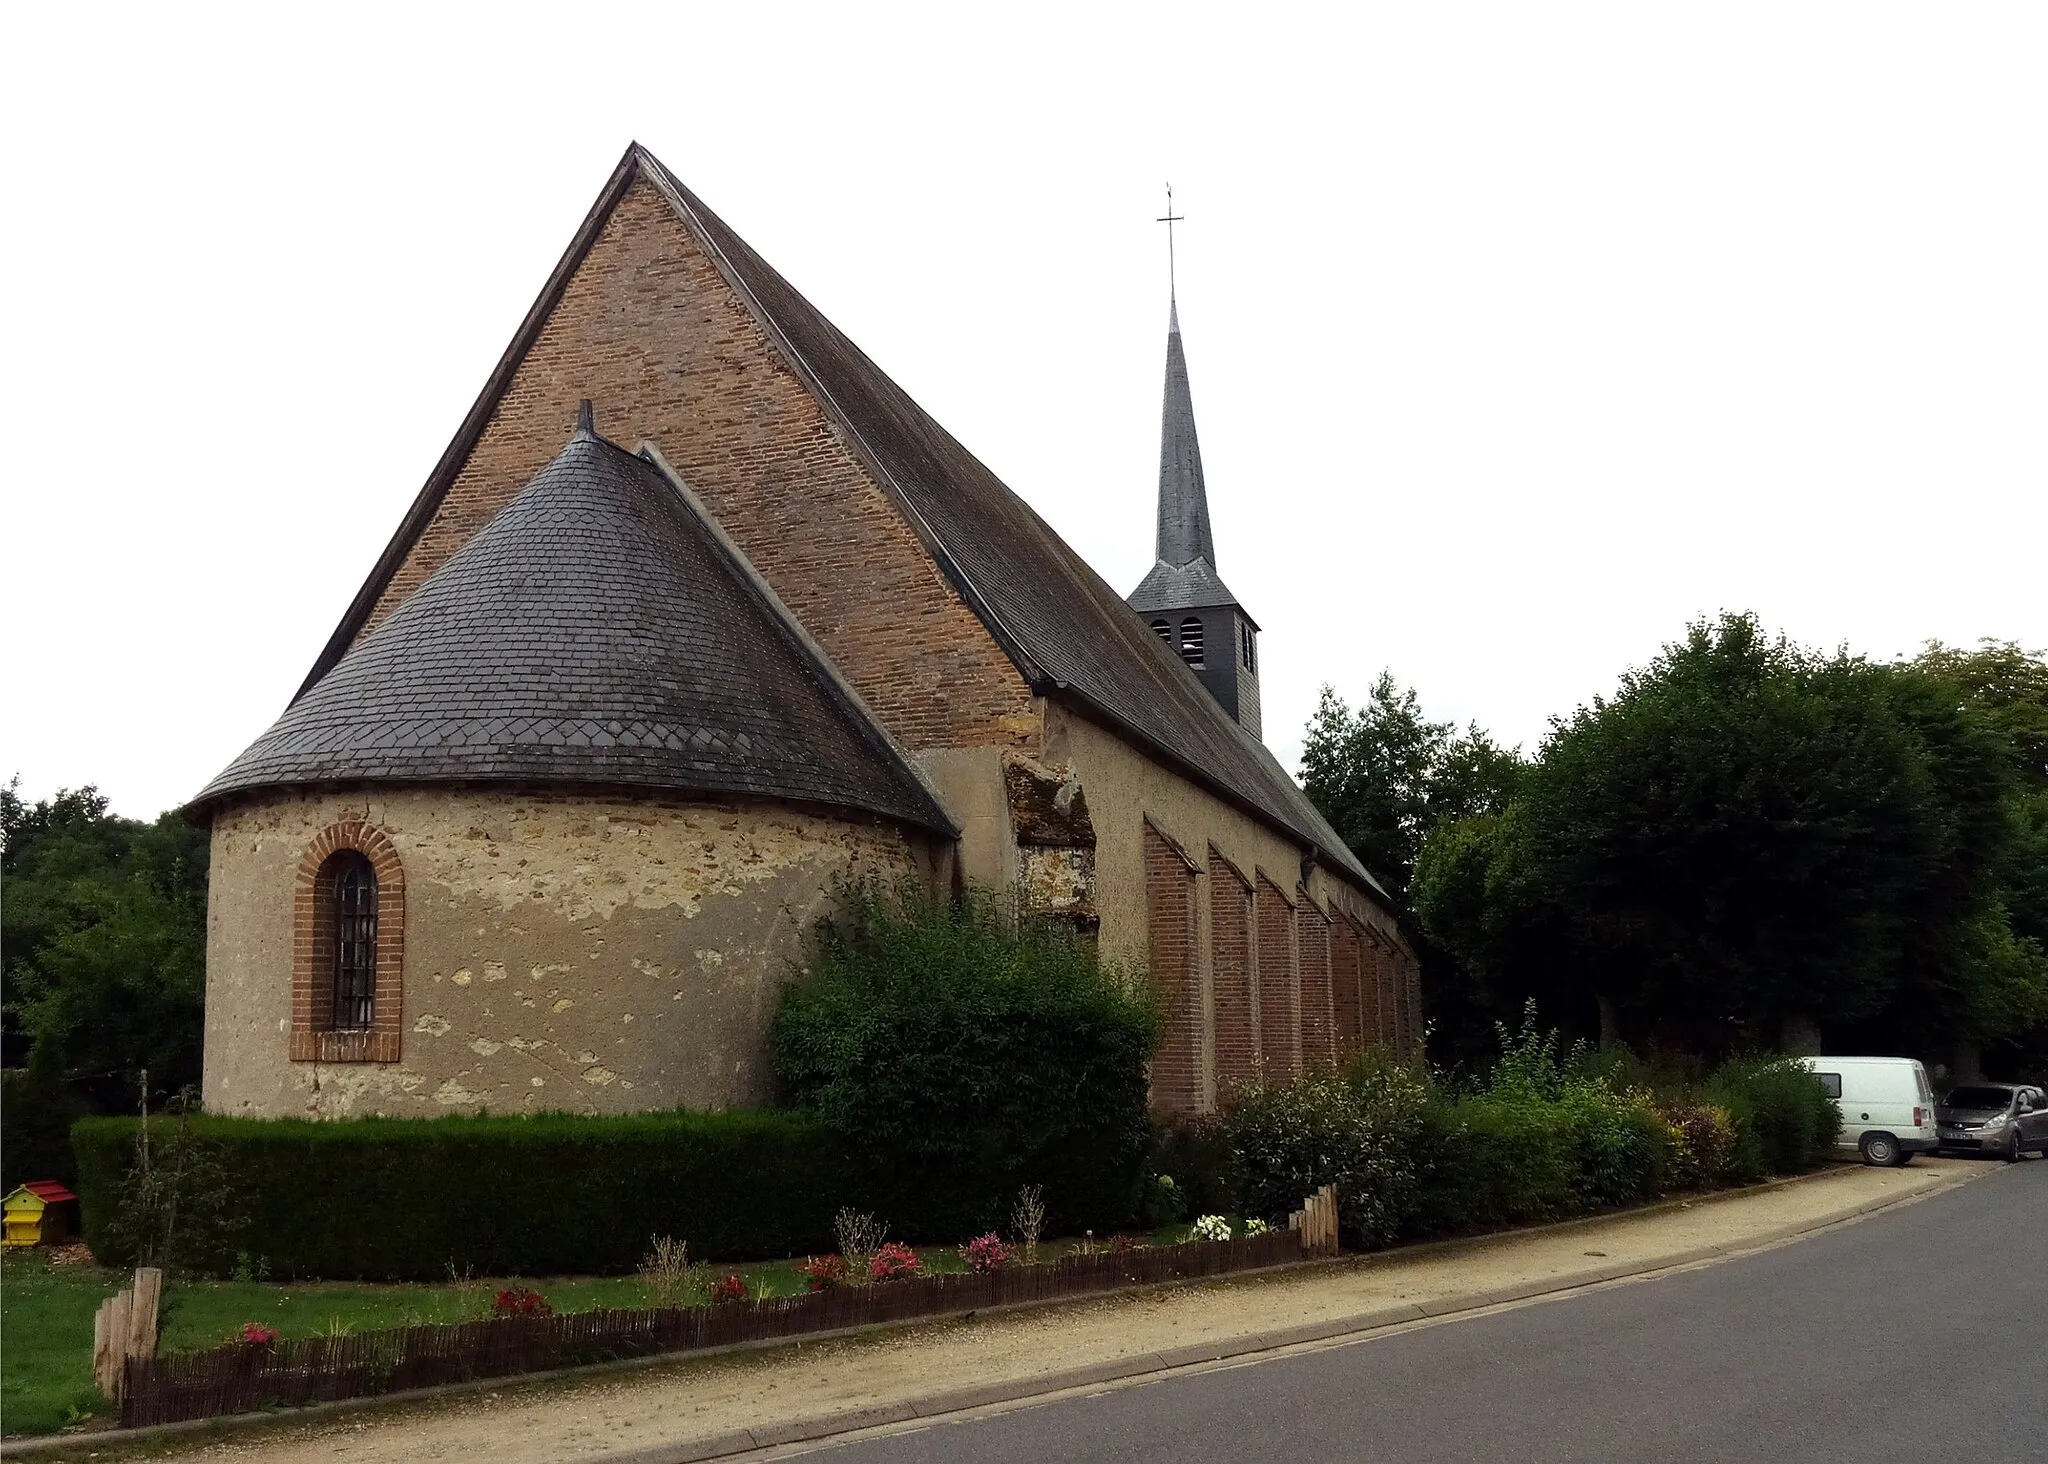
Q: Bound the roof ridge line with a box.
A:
[635,440,958,838]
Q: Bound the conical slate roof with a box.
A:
[1156,301,1215,569]
[1127,303,1249,620]
[191,416,954,833]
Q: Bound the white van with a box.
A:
[1796,1056,1940,1166]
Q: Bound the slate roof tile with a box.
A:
[190,423,954,835]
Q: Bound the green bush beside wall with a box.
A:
[72,1108,1143,1280]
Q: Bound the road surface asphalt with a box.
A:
[799,1158,2046,1464]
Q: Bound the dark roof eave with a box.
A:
[1042,678,1395,909]
[181,771,959,839]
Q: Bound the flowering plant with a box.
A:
[1189,1214,1232,1242]
[798,1254,849,1291]
[1243,1218,1270,1238]
[493,1288,552,1317]
[239,1322,280,1345]
[1109,1233,1144,1255]
[961,1233,1012,1273]
[869,1241,920,1281]
[710,1273,750,1304]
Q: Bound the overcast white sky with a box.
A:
[4,4,2043,821]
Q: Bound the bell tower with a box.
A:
[1125,210,1261,740]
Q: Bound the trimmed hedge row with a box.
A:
[72,1109,1142,1280]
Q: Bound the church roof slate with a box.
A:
[190,415,956,834]
[291,144,1389,903]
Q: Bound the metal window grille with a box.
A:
[1179,617,1204,668]
[329,853,378,1031]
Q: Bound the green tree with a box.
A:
[1,781,209,1096]
[1413,615,2046,1060]
[1913,640,2048,1075]
[1299,674,1523,902]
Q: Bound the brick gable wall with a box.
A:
[359,179,1034,753]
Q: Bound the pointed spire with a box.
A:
[1156,303,1214,568]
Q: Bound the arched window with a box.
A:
[325,851,379,1030]
[1149,617,1172,645]
[1179,617,1205,669]
[292,819,404,1063]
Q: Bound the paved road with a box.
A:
[804,1160,2047,1464]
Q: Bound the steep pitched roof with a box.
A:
[1156,301,1216,569]
[295,145,1388,902]
[191,413,955,834]
[1127,303,1252,622]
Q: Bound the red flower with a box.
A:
[869,1242,920,1282]
[710,1273,750,1304]
[240,1322,280,1345]
[798,1254,848,1292]
[492,1287,552,1317]
[961,1233,1012,1273]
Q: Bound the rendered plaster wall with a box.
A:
[202,788,922,1119]
[1044,702,1412,1109]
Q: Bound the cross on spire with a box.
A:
[1157,184,1184,304]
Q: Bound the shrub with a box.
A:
[1188,1214,1232,1241]
[493,1288,550,1317]
[869,1242,919,1281]
[1404,1008,1664,1236]
[1704,1057,1841,1180]
[70,1108,1054,1280]
[1657,1103,1738,1189]
[798,1254,848,1291]
[772,881,1158,1236]
[1223,1062,1427,1249]
[709,1273,749,1304]
[961,1233,1011,1272]
[1149,1117,1235,1219]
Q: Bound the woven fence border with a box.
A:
[121,1229,1314,1427]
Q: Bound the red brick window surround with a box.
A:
[291,820,405,1063]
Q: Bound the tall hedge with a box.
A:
[71,1106,1146,1280]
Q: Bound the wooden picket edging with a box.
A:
[1288,1185,1339,1255]
[120,1224,1322,1428]
[93,1267,162,1400]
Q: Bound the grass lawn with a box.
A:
[1,1230,1189,1438]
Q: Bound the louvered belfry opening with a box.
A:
[1178,617,1204,668]
[326,851,379,1031]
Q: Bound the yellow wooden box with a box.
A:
[3,1181,79,1247]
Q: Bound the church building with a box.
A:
[190,144,1421,1121]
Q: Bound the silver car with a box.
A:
[1934,1084,2048,1162]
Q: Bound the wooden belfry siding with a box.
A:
[1254,874,1299,1083]
[1143,822,1204,1115]
[1208,850,1258,1093]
